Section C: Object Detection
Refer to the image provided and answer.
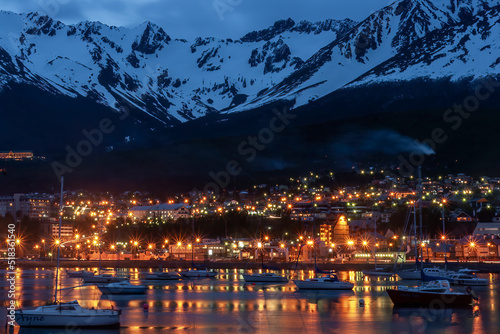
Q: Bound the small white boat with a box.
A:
[180,267,217,278]
[145,272,182,280]
[397,267,453,280]
[447,273,488,286]
[387,280,475,307]
[66,269,95,278]
[362,268,394,277]
[243,273,288,283]
[15,300,120,327]
[82,274,127,284]
[293,274,354,290]
[98,281,147,294]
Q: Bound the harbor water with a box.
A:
[1,268,498,333]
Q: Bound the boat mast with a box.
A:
[418,167,423,268]
[413,201,418,267]
[442,209,447,268]
[374,219,377,270]
[54,176,64,303]
[98,217,102,274]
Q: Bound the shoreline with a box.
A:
[4,259,500,273]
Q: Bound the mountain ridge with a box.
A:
[1,0,497,127]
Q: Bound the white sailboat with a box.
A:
[293,274,354,290]
[293,219,353,290]
[180,266,218,278]
[397,194,425,280]
[243,245,288,283]
[98,281,147,294]
[14,177,120,328]
[362,221,394,277]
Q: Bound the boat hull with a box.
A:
[145,273,181,280]
[15,311,120,327]
[449,278,488,286]
[387,289,473,307]
[243,274,288,283]
[293,280,354,290]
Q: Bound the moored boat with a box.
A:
[15,300,120,327]
[386,280,475,307]
[397,267,454,280]
[144,272,182,280]
[82,274,127,284]
[180,267,217,278]
[66,269,95,278]
[293,274,354,290]
[447,273,488,286]
[362,268,394,277]
[97,281,147,294]
[243,272,288,283]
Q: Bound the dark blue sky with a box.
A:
[1,0,393,38]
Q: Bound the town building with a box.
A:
[0,151,33,160]
[0,193,52,221]
[129,203,191,221]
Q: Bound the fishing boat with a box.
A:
[82,274,127,284]
[98,281,147,294]
[144,272,182,280]
[66,269,95,278]
[14,177,120,328]
[180,266,218,278]
[293,274,354,290]
[386,280,475,307]
[243,272,288,283]
[447,273,488,286]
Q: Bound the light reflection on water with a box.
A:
[1,268,498,333]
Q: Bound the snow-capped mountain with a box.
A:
[0,0,499,126]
